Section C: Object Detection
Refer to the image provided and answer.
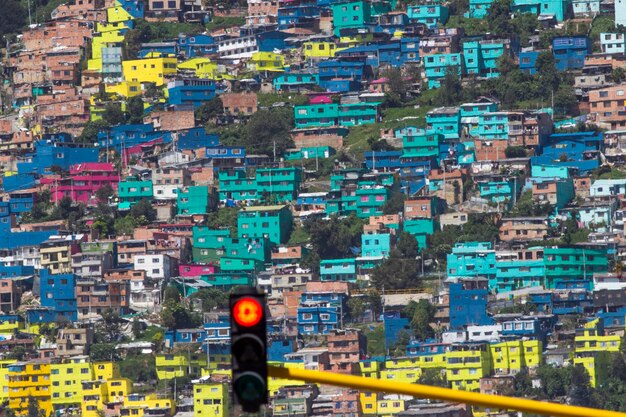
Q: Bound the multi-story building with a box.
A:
[40,236,83,274]
[446,343,492,391]
[423,53,464,88]
[323,329,367,374]
[193,381,230,417]
[55,328,94,356]
[177,186,214,216]
[51,357,92,411]
[237,205,293,245]
[543,247,608,289]
[8,362,53,416]
[76,279,130,320]
[152,167,191,201]
[118,178,153,210]
[426,107,461,140]
[552,36,591,71]
[133,254,177,280]
[122,57,178,86]
[39,269,78,321]
[499,217,549,242]
[43,163,120,206]
[447,242,496,281]
[71,251,114,278]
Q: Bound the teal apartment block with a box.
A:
[361,232,392,258]
[192,226,270,264]
[495,259,545,292]
[457,141,476,164]
[465,0,493,17]
[237,205,293,245]
[472,112,511,139]
[447,242,497,280]
[320,258,357,282]
[256,167,302,203]
[511,0,570,22]
[294,102,379,129]
[330,168,368,192]
[426,107,461,140]
[326,186,390,218]
[177,186,213,215]
[220,257,265,273]
[543,247,607,289]
[404,218,437,250]
[218,170,257,202]
[463,39,509,78]
[531,164,571,179]
[273,73,319,91]
[284,146,336,161]
[200,272,255,289]
[424,53,464,88]
[117,178,153,210]
[294,103,339,129]
[331,0,373,36]
[338,103,380,127]
[218,167,302,203]
[398,127,442,159]
[406,4,449,28]
[478,178,520,205]
[460,100,499,118]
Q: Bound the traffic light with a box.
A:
[230,287,267,413]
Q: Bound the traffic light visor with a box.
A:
[233,297,263,327]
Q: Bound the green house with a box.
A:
[177,186,214,215]
[118,178,153,210]
[331,0,373,36]
[192,226,270,264]
[237,205,293,245]
[543,247,607,289]
[404,218,438,250]
[218,169,258,202]
[256,167,302,203]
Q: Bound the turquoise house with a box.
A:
[218,169,257,202]
[531,164,570,179]
[543,247,607,289]
[237,205,293,245]
[426,107,461,140]
[465,0,493,17]
[285,146,336,161]
[495,257,545,292]
[273,73,319,91]
[117,178,153,210]
[192,226,270,264]
[177,186,213,215]
[511,0,570,22]
[463,39,509,78]
[256,167,302,203]
[398,127,442,159]
[424,53,464,88]
[478,178,521,205]
[406,4,449,28]
[403,218,437,250]
[472,112,510,139]
[361,232,392,258]
[320,258,357,282]
[331,0,373,36]
[447,241,497,281]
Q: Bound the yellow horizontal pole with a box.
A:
[267,365,626,417]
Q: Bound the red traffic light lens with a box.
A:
[233,297,263,327]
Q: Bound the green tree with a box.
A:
[195,97,223,125]
[304,215,364,260]
[487,0,513,36]
[383,189,406,215]
[535,51,560,93]
[119,353,157,383]
[161,301,201,329]
[405,299,436,340]
[131,317,143,339]
[505,146,527,158]
[127,96,145,124]
[435,67,463,106]
[27,395,45,417]
[98,308,124,343]
[418,368,448,387]
[102,102,126,126]
[0,0,27,39]
[90,343,120,361]
[163,285,181,304]
[243,107,294,157]
[114,216,136,236]
[96,184,115,203]
[77,119,110,144]
[347,298,366,322]
[568,364,595,407]
[129,198,157,223]
[382,67,408,107]
[206,207,238,237]
[190,288,229,312]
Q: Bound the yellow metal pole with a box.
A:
[267,365,626,417]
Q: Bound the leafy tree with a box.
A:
[568,364,595,407]
[405,299,436,341]
[505,146,527,158]
[119,353,157,383]
[347,298,366,322]
[161,301,201,329]
[383,189,406,215]
[90,343,120,361]
[98,309,124,343]
[0,0,27,39]
[96,184,115,203]
[613,67,626,84]
[243,107,294,157]
[190,288,229,312]
[391,330,411,356]
[27,395,45,417]
[418,368,448,387]
[129,198,157,223]
[304,215,364,260]
[127,96,145,124]
[163,285,181,304]
[513,368,536,397]
[77,119,110,144]
[535,51,560,93]
[114,216,135,236]
[206,207,238,237]
[487,0,513,36]
[371,244,420,290]
[511,190,553,216]
[131,318,143,339]
[6,346,26,360]
[195,97,223,125]
[102,102,126,126]
[381,68,408,107]
[537,364,571,398]
[435,67,463,106]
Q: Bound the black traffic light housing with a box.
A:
[230,287,268,413]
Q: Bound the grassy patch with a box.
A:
[288,224,310,245]
[205,16,246,31]
[257,93,309,107]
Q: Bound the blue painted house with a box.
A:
[318,60,368,92]
[297,304,341,335]
[177,34,215,57]
[531,131,603,174]
[177,128,219,150]
[447,242,497,282]
[38,269,77,321]
[17,136,99,175]
[519,50,540,74]
[552,36,591,71]
[167,78,216,107]
[98,124,173,151]
[449,280,494,329]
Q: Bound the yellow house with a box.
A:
[379,368,421,384]
[193,381,230,417]
[178,58,220,80]
[105,81,143,98]
[81,380,108,417]
[360,391,380,415]
[385,353,447,370]
[88,31,126,72]
[573,351,611,387]
[359,360,380,378]
[267,362,307,396]
[40,240,73,274]
[445,344,492,391]
[303,42,337,59]
[51,357,92,411]
[249,51,285,72]
[377,398,406,417]
[575,319,621,353]
[0,314,24,334]
[122,393,175,417]
[93,361,120,381]
[156,354,189,380]
[107,378,133,402]
[7,362,53,416]
[122,57,178,87]
[522,340,542,369]
[0,359,17,402]
[107,4,134,24]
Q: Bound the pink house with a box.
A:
[42,163,120,205]
[179,263,217,277]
